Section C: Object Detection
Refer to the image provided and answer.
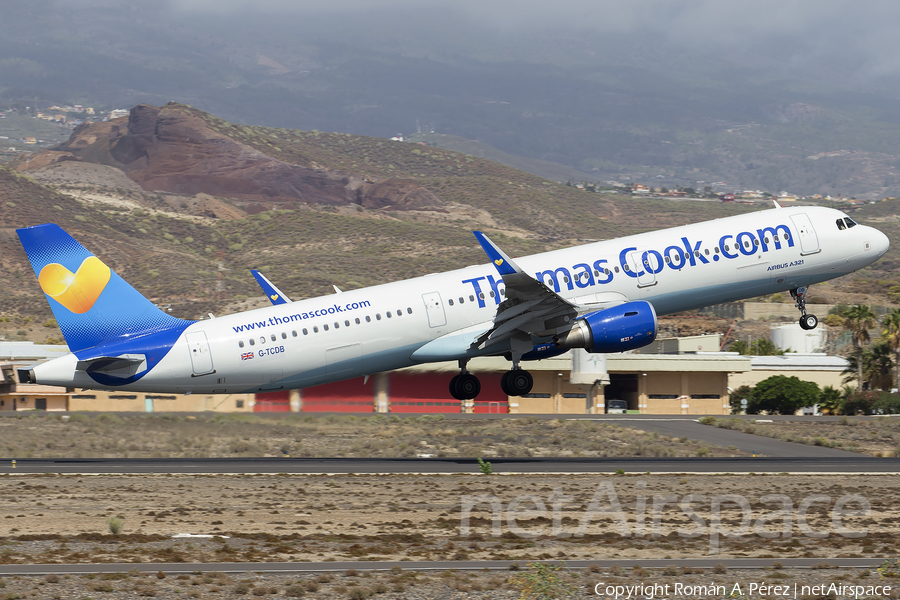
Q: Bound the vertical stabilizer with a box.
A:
[17,223,192,354]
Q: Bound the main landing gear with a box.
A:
[449,360,535,400]
[449,362,481,401]
[500,369,533,396]
[791,286,819,330]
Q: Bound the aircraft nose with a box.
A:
[872,227,890,256]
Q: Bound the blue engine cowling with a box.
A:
[556,301,658,353]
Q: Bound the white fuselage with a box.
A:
[33,206,889,393]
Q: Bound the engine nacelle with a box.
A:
[556,301,657,353]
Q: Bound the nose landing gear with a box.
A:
[791,286,819,330]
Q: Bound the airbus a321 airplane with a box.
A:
[16,204,889,400]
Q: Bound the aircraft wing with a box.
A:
[470,231,579,353]
[251,270,292,305]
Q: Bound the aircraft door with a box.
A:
[790,213,820,255]
[185,331,215,375]
[326,343,363,378]
[626,251,657,288]
[422,292,447,327]
[261,370,283,390]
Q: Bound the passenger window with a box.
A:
[292,330,298,337]
[355,318,361,324]
[448,299,454,306]
[604,268,610,275]
[714,247,719,253]
[323,324,329,331]
[396,310,402,316]
[623,264,630,272]
[490,291,495,297]
[563,276,569,283]
[407,308,413,314]
[334,322,339,329]
[469,295,474,302]
[614,267,620,273]
[249,338,255,346]
[387,312,392,319]
[705,248,710,255]
[753,239,759,246]
[366,316,371,322]
[313,326,318,333]
[459,297,464,304]
[764,237,769,243]
[665,256,670,264]
[281,332,287,339]
[260,337,265,344]
[345,320,350,327]
[302,328,308,335]
[239,341,244,348]
[271,334,276,341]
[376,314,381,320]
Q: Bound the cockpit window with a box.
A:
[836,218,846,231]
[844,217,858,229]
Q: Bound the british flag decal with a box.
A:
[241,352,254,360]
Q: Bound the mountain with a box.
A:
[1,103,897,344]
[3,4,900,198]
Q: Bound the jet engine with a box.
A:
[555,301,657,353]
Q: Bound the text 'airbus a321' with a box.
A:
[16,204,889,400]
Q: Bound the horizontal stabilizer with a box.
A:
[75,354,148,379]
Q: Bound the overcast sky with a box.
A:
[165,0,900,85]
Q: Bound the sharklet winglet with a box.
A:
[473,231,521,276]
[250,269,292,305]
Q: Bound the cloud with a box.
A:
[165,0,900,83]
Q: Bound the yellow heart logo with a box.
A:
[494,259,504,266]
[38,256,111,314]
[270,294,279,301]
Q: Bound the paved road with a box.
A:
[2,456,898,474]
[0,557,886,576]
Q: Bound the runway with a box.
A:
[2,455,899,474]
[0,557,886,576]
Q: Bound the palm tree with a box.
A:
[882,308,900,390]
[844,304,878,391]
[842,341,894,391]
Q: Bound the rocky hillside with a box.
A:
[1,104,897,344]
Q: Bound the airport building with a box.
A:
[0,336,847,415]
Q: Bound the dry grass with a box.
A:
[0,413,748,459]
[0,473,895,563]
[701,416,900,456]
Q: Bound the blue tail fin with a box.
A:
[17,223,192,354]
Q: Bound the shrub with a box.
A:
[107,516,124,535]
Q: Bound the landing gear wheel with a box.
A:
[454,373,481,400]
[500,372,512,396]
[503,369,533,396]
[799,314,818,330]
[449,375,462,400]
